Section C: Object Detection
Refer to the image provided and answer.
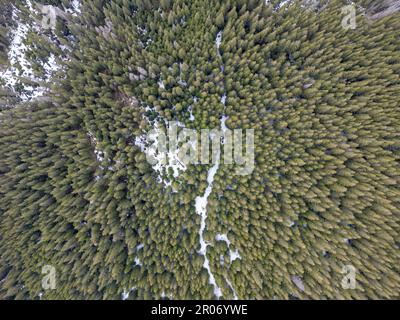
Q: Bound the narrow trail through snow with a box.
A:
[194,30,238,299]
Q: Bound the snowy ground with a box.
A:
[0,0,81,102]
[0,4,44,101]
[135,120,188,188]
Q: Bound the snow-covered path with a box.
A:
[194,30,239,299]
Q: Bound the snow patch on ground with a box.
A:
[121,290,129,300]
[88,132,105,163]
[291,275,305,292]
[1,7,39,100]
[216,233,242,263]
[215,233,229,244]
[225,278,238,300]
[230,249,241,263]
[43,53,61,78]
[177,62,187,86]
[188,96,198,121]
[121,286,136,300]
[65,0,81,16]
[215,31,222,50]
[220,94,226,105]
[134,256,142,266]
[158,79,165,89]
[135,121,187,188]
[215,234,240,299]
[276,0,291,10]
[134,97,190,189]
[287,219,296,227]
[188,105,195,121]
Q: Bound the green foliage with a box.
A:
[0,0,399,300]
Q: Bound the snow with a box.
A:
[188,105,195,121]
[215,233,230,245]
[215,31,222,50]
[134,256,142,266]
[0,1,63,102]
[230,249,241,262]
[65,0,81,16]
[0,8,38,100]
[122,290,129,300]
[188,96,198,121]
[195,156,223,298]
[177,62,187,86]
[135,121,188,188]
[287,219,296,227]
[220,114,229,133]
[220,94,226,105]
[215,233,242,263]
[26,0,34,11]
[133,244,144,267]
[215,233,240,299]
[225,278,238,300]
[291,275,305,292]
[88,132,105,163]
[135,122,186,186]
[137,26,152,48]
[276,0,291,10]
[178,79,187,86]
[43,53,61,78]
[194,107,224,297]
[215,32,225,73]
[137,25,148,36]
[121,286,136,300]
[71,0,81,13]
[193,31,236,299]
[158,79,165,89]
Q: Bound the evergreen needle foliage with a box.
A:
[0,0,399,299]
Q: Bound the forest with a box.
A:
[0,0,399,299]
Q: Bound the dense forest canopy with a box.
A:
[0,0,399,299]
